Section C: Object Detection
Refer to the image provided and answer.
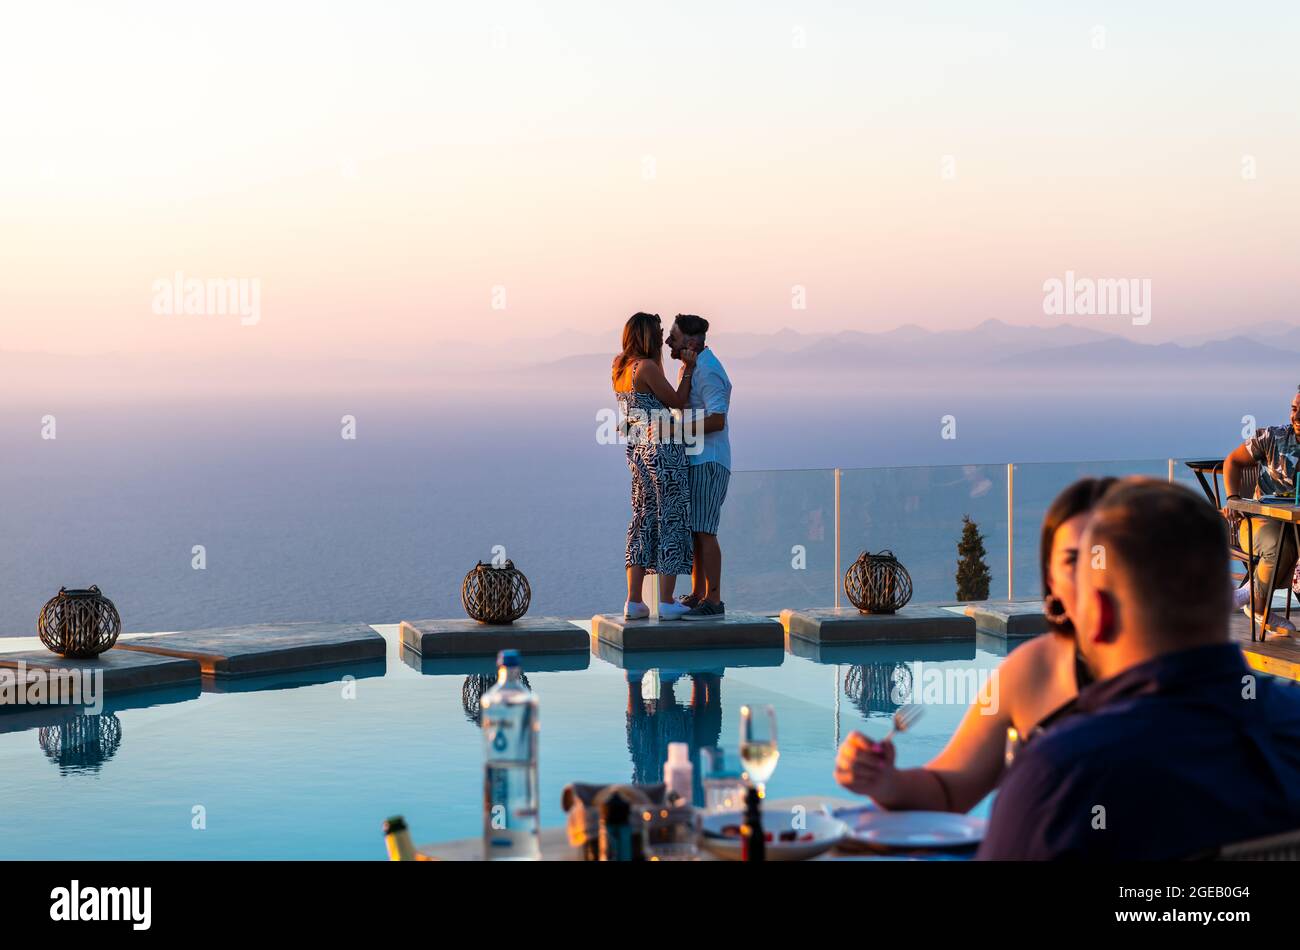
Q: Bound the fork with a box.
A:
[880,703,923,743]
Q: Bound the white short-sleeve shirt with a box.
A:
[685,347,731,470]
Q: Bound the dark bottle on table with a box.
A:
[383,815,417,862]
[740,786,765,862]
[599,792,642,861]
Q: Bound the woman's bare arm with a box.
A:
[635,359,693,409]
[919,674,1017,812]
[836,634,1065,812]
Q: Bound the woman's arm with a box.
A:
[635,356,694,410]
[836,637,1058,812]
[836,692,1008,812]
[917,677,1016,812]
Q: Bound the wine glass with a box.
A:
[739,705,779,798]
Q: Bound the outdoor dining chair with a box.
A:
[1205,826,1300,861]
[1184,458,1257,590]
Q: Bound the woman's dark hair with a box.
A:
[611,312,663,387]
[1040,476,1118,634]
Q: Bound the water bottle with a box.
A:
[481,650,541,860]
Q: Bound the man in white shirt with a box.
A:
[666,314,732,620]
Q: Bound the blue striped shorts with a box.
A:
[689,462,730,535]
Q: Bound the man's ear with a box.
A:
[1076,587,1112,646]
[1093,589,1119,643]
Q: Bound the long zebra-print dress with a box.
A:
[619,389,693,576]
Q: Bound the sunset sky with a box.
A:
[2,1,1297,362]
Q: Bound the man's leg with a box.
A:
[689,534,705,600]
[698,532,723,604]
[1250,520,1298,612]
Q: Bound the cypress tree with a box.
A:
[956,514,991,601]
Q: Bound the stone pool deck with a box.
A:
[782,605,976,645]
[943,600,1049,639]
[3,597,1298,719]
[0,622,387,701]
[591,611,784,651]
[399,617,589,657]
[115,622,384,676]
[0,648,200,697]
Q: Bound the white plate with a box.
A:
[699,808,847,862]
[843,810,985,848]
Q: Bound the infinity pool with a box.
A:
[0,625,1006,859]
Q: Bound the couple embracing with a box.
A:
[611,313,731,621]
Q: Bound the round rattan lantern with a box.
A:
[37,586,121,658]
[844,550,913,615]
[461,560,531,625]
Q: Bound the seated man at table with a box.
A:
[978,479,1300,860]
[1222,387,1300,633]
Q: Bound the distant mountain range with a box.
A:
[521,319,1300,377]
[6,318,1299,403]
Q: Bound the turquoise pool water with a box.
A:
[0,626,1004,859]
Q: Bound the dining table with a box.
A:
[417,794,982,861]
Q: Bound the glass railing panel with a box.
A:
[719,468,836,613]
[838,464,1009,605]
[1010,458,1173,600]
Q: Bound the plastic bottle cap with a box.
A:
[667,742,689,765]
[496,649,522,668]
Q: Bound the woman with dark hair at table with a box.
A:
[833,477,1116,812]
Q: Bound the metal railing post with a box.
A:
[834,468,842,610]
[1007,463,1015,601]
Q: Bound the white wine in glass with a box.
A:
[739,705,779,795]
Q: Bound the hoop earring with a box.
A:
[1042,594,1069,623]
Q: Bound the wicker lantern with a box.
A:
[37,586,121,658]
[844,550,913,614]
[461,560,531,625]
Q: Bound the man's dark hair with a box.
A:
[1087,478,1230,640]
[674,314,709,339]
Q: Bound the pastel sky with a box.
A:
[1,0,1297,361]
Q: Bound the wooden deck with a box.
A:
[1231,610,1300,682]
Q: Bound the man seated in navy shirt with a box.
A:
[978,478,1300,860]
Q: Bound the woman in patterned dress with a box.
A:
[612,312,697,620]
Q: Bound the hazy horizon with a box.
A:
[4,2,1299,636]
[3,1,1297,372]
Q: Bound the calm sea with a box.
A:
[0,377,1243,636]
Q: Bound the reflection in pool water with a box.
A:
[0,626,1006,858]
[39,712,123,774]
[844,663,912,717]
[461,672,532,726]
[625,671,723,807]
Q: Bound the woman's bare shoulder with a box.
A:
[996,632,1071,684]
